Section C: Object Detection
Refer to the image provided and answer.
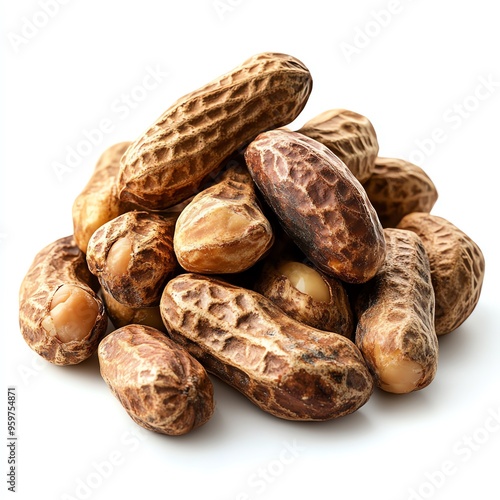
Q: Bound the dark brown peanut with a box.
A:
[297,109,378,183]
[118,52,313,210]
[354,228,438,394]
[19,236,107,365]
[362,157,438,227]
[397,212,485,335]
[160,273,374,421]
[86,211,178,307]
[173,165,274,274]
[98,325,214,436]
[244,129,386,283]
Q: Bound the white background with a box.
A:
[1,1,499,499]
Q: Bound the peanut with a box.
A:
[118,52,313,210]
[19,236,107,365]
[362,157,439,227]
[98,325,214,435]
[244,129,386,283]
[101,288,166,332]
[72,142,131,253]
[354,228,438,394]
[297,109,378,183]
[160,273,373,421]
[397,212,485,335]
[86,211,178,308]
[254,260,354,338]
[173,164,274,274]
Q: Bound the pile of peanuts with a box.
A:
[19,53,485,436]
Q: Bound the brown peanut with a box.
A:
[98,325,214,435]
[72,142,131,253]
[101,288,166,332]
[118,52,313,210]
[19,236,107,365]
[354,228,438,394]
[160,273,374,421]
[86,211,178,307]
[244,129,386,283]
[397,212,485,335]
[173,164,274,274]
[362,157,439,227]
[254,260,354,338]
[297,109,378,183]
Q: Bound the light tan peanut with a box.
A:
[362,157,439,227]
[72,142,131,253]
[244,129,386,283]
[173,165,274,274]
[354,228,438,394]
[101,289,166,332]
[297,109,378,183]
[254,260,354,338]
[19,236,108,365]
[98,325,214,435]
[86,211,178,307]
[397,212,485,335]
[118,52,313,210]
[160,273,374,421]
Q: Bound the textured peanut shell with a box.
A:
[362,157,438,227]
[118,52,313,210]
[72,142,131,253]
[87,211,178,307]
[101,289,166,333]
[254,261,354,338]
[297,109,378,183]
[397,212,485,335]
[160,274,373,421]
[244,129,386,283]
[354,228,438,393]
[19,236,107,365]
[98,325,214,436]
[174,165,274,274]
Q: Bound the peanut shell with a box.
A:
[160,273,374,421]
[98,325,214,436]
[119,52,313,210]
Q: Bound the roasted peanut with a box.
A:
[118,52,313,210]
[101,288,166,332]
[72,142,131,253]
[254,260,354,338]
[362,157,439,227]
[173,165,274,274]
[244,129,386,283]
[397,212,485,335]
[87,211,178,307]
[160,273,373,421]
[297,109,378,183]
[354,228,438,394]
[98,325,214,435]
[19,236,107,365]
